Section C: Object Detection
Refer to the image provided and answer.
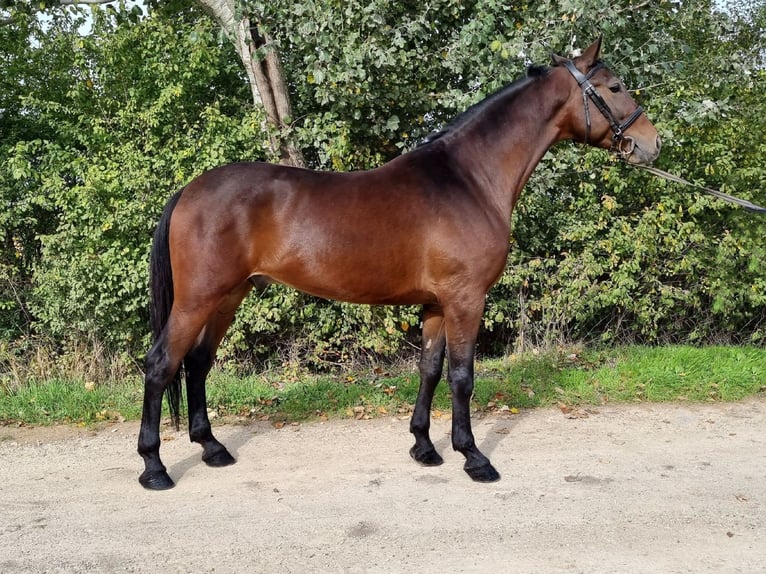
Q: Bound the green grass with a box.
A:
[553,346,766,403]
[1,345,764,426]
[0,378,144,424]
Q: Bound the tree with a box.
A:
[184,0,303,165]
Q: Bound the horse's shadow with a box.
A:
[167,425,256,485]
[430,414,520,463]
[165,414,518,484]
[478,415,520,459]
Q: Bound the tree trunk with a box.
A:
[196,0,305,167]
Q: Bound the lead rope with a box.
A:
[629,163,766,214]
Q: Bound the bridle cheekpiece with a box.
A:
[562,59,644,157]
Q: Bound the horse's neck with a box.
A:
[450,74,569,219]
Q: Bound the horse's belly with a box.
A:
[263,254,436,306]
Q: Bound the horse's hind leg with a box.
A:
[138,308,213,490]
[409,304,447,466]
[185,340,233,468]
[185,285,251,467]
[138,335,177,489]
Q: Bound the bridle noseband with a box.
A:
[563,60,644,157]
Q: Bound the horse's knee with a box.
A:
[419,346,443,373]
[448,372,474,403]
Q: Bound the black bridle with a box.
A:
[562,60,765,214]
[563,60,644,157]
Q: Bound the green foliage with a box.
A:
[1,0,765,368]
[1,3,264,351]
[479,0,766,349]
[257,0,475,166]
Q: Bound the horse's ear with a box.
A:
[576,36,603,72]
[552,36,602,71]
[550,52,568,67]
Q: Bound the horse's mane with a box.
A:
[417,65,551,147]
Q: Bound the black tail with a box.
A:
[149,189,185,430]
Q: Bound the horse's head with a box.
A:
[552,37,661,165]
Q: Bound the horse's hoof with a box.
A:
[202,448,236,468]
[464,463,501,483]
[139,469,175,490]
[409,445,444,466]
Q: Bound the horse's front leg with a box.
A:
[444,301,501,483]
[409,304,447,466]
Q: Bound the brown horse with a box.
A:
[138,38,660,489]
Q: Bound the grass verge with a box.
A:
[1,345,764,426]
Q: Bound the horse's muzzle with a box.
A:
[622,134,661,165]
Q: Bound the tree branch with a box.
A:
[59,0,115,4]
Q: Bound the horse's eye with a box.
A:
[609,84,622,93]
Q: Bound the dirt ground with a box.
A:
[1,400,765,573]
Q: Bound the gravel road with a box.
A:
[1,400,765,573]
